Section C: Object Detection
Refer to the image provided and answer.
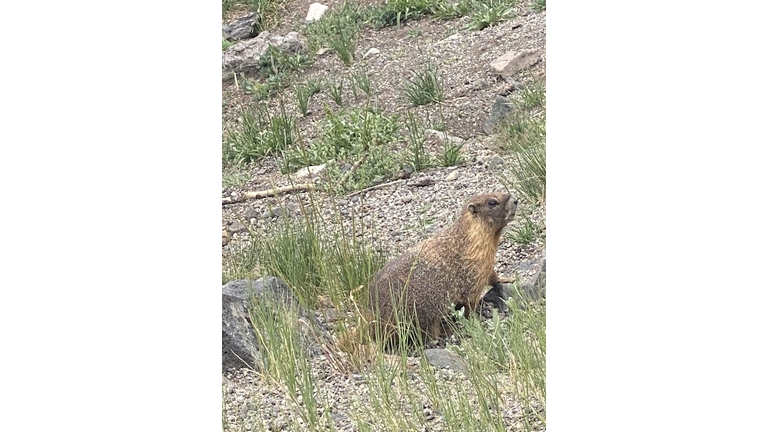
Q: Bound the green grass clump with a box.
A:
[294,78,324,116]
[222,102,296,165]
[222,165,251,189]
[498,79,546,204]
[246,289,324,429]
[326,74,346,106]
[259,45,313,79]
[224,208,385,308]
[440,139,466,167]
[448,292,547,430]
[364,0,436,27]
[508,209,544,244]
[403,111,433,172]
[284,106,402,191]
[303,1,366,66]
[403,64,444,107]
[351,69,373,98]
[464,1,516,31]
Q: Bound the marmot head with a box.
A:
[466,192,518,229]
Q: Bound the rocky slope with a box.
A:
[221,1,546,430]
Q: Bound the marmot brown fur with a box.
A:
[368,192,518,342]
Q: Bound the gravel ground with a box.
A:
[222,2,546,430]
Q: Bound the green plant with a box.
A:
[247,289,323,429]
[330,33,356,66]
[351,69,373,97]
[440,139,466,167]
[222,37,235,51]
[517,79,546,110]
[258,45,312,80]
[508,209,542,244]
[222,0,238,19]
[327,75,345,106]
[294,79,324,116]
[498,79,546,204]
[464,2,516,31]
[403,63,444,106]
[238,0,284,31]
[304,1,364,66]
[366,0,435,27]
[283,107,402,191]
[226,206,385,307]
[238,75,271,100]
[532,0,546,12]
[429,0,478,19]
[509,130,545,203]
[450,292,546,428]
[403,111,432,171]
[222,165,251,189]
[499,112,546,204]
[223,102,297,164]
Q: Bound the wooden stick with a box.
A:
[222,183,315,204]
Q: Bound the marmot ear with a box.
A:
[468,203,477,215]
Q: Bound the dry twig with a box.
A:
[222,183,315,205]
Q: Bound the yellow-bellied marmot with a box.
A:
[368,192,518,342]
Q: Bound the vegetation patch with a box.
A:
[498,79,546,205]
[283,106,403,191]
[223,102,297,165]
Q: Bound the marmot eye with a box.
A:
[488,199,499,206]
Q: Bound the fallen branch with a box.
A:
[222,183,315,204]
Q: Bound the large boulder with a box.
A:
[222,277,295,369]
[222,276,330,370]
[222,31,306,81]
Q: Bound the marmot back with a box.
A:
[368,192,518,342]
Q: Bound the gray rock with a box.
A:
[424,348,467,374]
[291,163,326,180]
[481,255,546,316]
[483,96,513,135]
[222,277,331,370]
[481,281,510,313]
[518,256,546,300]
[242,207,260,220]
[228,220,246,233]
[260,207,284,219]
[304,3,328,22]
[490,49,541,82]
[363,47,380,59]
[407,176,435,187]
[222,13,261,41]
[487,155,505,171]
[222,31,306,81]
[424,129,464,145]
[222,277,295,369]
[223,278,281,369]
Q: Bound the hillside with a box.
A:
[221,0,546,430]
